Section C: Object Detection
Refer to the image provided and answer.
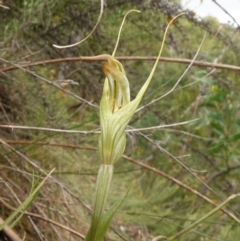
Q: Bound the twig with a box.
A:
[1,56,240,72]
[128,118,200,132]
[212,0,240,28]
[138,131,240,218]
[0,140,97,150]
[0,57,98,109]
[203,163,240,192]
[0,118,199,135]
[0,4,9,9]
[124,155,240,224]
[0,124,99,134]
[0,216,22,241]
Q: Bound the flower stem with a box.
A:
[85,164,113,241]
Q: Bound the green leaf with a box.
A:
[0,169,54,230]
[211,121,224,135]
[94,183,132,241]
[85,165,114,241]
[230,133,240,142]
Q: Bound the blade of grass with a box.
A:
[0,168,55,230]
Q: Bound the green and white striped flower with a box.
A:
[98,51,163,165]
[85,12,183,241]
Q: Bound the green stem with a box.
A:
[85,164,113,241]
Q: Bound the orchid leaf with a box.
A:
[94,182,133,241]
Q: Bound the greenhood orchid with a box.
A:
[98,46,165,165]
[85,11,184,241]
[98,55,132,165]
[97,12,184,166]
[53,9,185,241]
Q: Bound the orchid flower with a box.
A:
[98,34,168,165]
[85,11,184,241]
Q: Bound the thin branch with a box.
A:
[0,140,97,150]
[138,131,240,218]
[128,118,200,132]
[164,128,212,141]
[1,56,240,73]
[0,4,9,9]
[124,155,240,224]
[0,57,98,109]
[0,216,22,241]
[0,124,99,134]
[0,119,199,135]
[0,118,199,135]
[202,163,240,193]
[212,0,240,29]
